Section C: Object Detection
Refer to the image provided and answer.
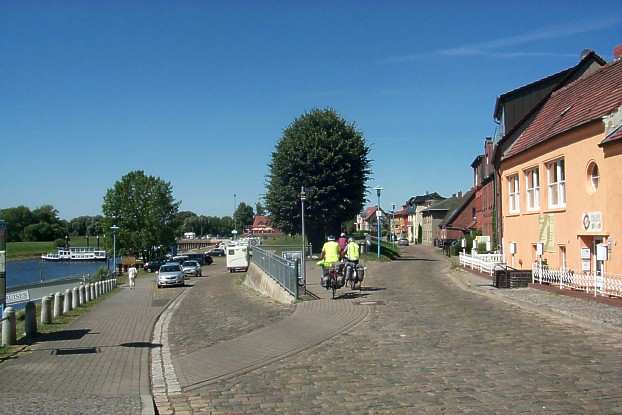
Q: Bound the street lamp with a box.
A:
[233,193,237,237]
[300,186,306,294]
[374,186,383,258]
[110,225,119,276]
[392,203,396,246]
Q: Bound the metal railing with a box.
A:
[459,252,506,276]
[532,265,622,298]
[251,246,299,298]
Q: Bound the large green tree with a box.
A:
[102,171,179,257]
[234,202,254,232]
[265,108,371,248]
[0,206,34,241]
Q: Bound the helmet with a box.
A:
[348,237,354,242]
[340,232,346,237]
[327,235,335,241]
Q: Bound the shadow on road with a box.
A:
[119,341,162,348]
[34,329,91,343]
[359,287,385,292]
[335,292,369,300]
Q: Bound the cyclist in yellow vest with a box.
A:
[319,235,340,286]
[344,237,360,264]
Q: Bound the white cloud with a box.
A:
[381,16,622,63]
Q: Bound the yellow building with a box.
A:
[498,58,622,280]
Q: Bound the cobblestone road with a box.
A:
[174,246,622,414]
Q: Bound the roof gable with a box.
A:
[505,59,622,159]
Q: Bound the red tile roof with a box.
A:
[252,215,272,227]
[505,59,622,159]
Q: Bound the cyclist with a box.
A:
[319,235,340,287]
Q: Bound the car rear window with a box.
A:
[182,261,197,266]
[160,265,180,272]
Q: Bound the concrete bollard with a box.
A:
[95,282,100,298]
[2,307,16,346]
[79,284,85,305]
[53,292,64,319]
[64,288,72,313]
[72,287,79,309]
[41,295,52,324]
[24,301,37,338]
[84,284,91,302]
[90,283,96,300]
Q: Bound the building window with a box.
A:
[587,162,599,192]
[508,174,520,213]
[525,168,540,210]
[559,246,567,271]
[547,159,565,208]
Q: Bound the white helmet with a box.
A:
[327,235,335,241]
[340,232,346,237]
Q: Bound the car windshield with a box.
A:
[182,261,197,266]
[160,265,180,272]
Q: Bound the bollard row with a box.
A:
[5,278,120,347]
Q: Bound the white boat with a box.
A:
[41,247,107,262]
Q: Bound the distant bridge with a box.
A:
[177,238,220,252]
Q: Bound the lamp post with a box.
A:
[233,193,237,238]
[0,220,7,317]
[374,187,383,258]
[110,225,119,276]
[392,203,396,246]
[300,186,306,294]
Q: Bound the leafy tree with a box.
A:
[255,202,266,216]
[23,222,64,241]
[0,206,34,241]
[417,224,423,244]
[266,108,371,248]
[234,202,254,232]
[102,170,180,257]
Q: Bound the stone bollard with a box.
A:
[41,295,52,324]
[79,284,85,305]
[84,284,91,302]
[64,288,72,313]
[24,301,37,338]
[2,307,16,346]
[95,282,100,298]
[91,283,96,300]
[53,292,64,319]
[72,287,79,309]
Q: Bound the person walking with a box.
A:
[128,265,137,290]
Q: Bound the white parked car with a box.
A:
[156,263,185,288]
[181,260,202,277]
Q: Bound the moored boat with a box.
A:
[42,247,107,261]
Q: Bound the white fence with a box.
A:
[459,252,506,276]
[532,266,622,298]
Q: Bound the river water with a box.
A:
[6,258,114,289]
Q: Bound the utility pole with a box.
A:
[233,193,237,239]
[375,187,383,258]
[300,186,306,295]
[110,225,119,276]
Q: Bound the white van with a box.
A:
[226,245,249,273]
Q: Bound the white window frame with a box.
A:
[525,168,540,211]
[547,159,566,208]
[508,174,520,214]
[589,163,599,192]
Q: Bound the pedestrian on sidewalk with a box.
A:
[128,264,137,290]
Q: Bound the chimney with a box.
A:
[580,48,593,60]
[614,44,622,61]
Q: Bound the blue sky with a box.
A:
[2,1,620,219]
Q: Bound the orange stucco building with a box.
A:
[498,58,622,276]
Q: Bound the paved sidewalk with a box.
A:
[0,276,182,415]
[444,250,622,331]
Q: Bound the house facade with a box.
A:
[498,58,622,275]
[355,206,385,233]
[421,196,463,246]
[250,215,281,236]
[405,193,445,243]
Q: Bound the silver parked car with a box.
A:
[156,263,185,288]
[182,260,202,277]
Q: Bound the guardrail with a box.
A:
[459,252,506,276]
[251,246,299,298]
[532,265,622,298]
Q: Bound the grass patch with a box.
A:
[6,241,55,260]
[367,240,400,260]
[6,236,105,261]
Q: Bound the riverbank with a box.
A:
[6,236,102,261]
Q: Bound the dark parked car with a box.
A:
[208,248,225,257]
[397,238,409,246]
[187,253,213,265]
[144,260,164,272]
